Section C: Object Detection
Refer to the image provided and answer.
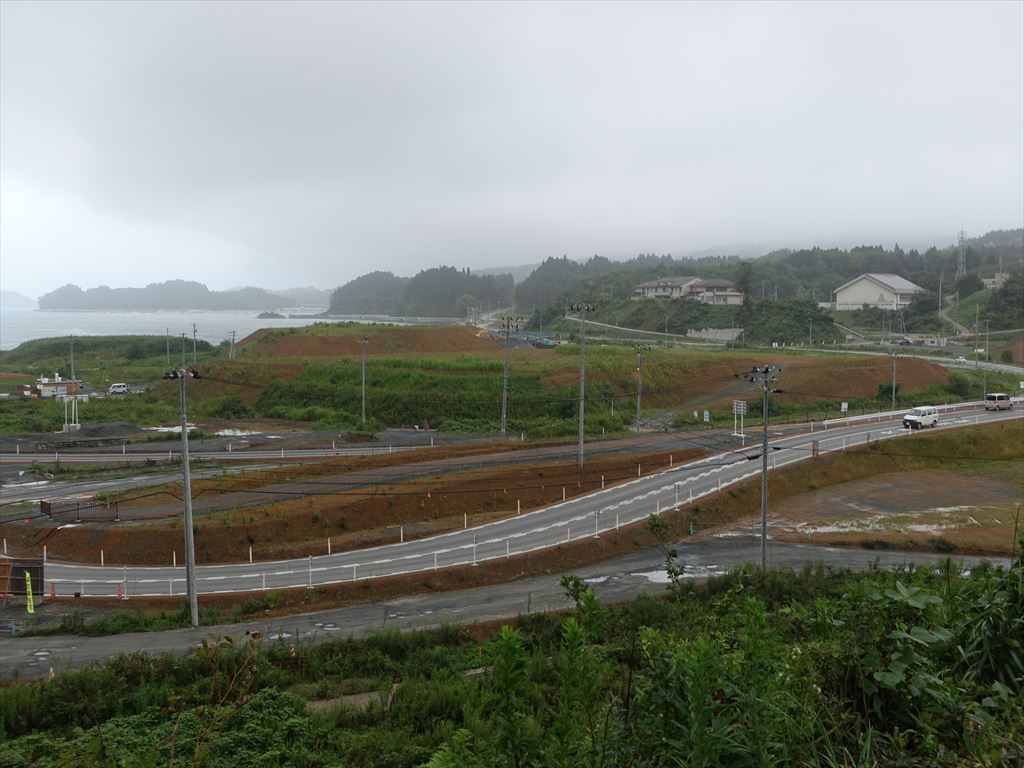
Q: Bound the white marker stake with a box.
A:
[506,540,510,558]
[464,513,468,529]
[433,552,438,570]
[307,555,313,589]
[517,499,521,515]
[563,487,566,500]
[601,475,605,488]
[173,550,176,567]
[249,546,253,563]
[100,549,104,566]
[327,538,331,555]
[400,525,404,543]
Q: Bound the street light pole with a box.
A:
[984,319,989,398]
[192,324,197,366]
[571,303,595,468]
[748,365,781,571]
[175,370,199,627]
[500,316,523,439]
[356,338,370,425]
[891,349,898,411]
[634,344,650,435]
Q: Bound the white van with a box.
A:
[903,406,938,429]
[984,393,1013,411]
[108,383,131,395]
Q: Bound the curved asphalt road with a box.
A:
[38,405,1021,598]
[1,539,1011,679]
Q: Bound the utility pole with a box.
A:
[938,272,944,339]
[166,328,170,366]
[571,303,595,468]
[192,324,197,366]
[181,334,186,367]
[890,350,898,411]
[984,319,989,398]
[634,344,650,434]
[169,368,201,627]
[747,365,781,571]
[956,229,967,279]
[499,316,523,439]
[356,338,370,425]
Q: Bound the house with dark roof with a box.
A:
[832,273,924,311]
[632,276,743,305]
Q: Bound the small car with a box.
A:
[903,406,938,429]
[984,393,1013,411]
[108,383,131,395]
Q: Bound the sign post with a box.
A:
[732,400,747,442]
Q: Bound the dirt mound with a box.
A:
[240,326,501,359]
[775,356,949,405]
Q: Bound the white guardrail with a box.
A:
[814,398,1021,429]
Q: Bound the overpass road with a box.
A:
[37,406,1021,599]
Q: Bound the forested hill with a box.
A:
[328,267,514,317]
[38,281,290,311]
[514,229,1024,309]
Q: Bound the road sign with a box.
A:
[841,402,849,413]
[732,400,747,415]
[703,410,710,423]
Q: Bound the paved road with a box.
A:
[38,407,1021,597]
[4,429,738,521]
[0,539,1009,679]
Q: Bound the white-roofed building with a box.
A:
[832,273,924,311]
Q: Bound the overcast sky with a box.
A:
[2,1,1022,299]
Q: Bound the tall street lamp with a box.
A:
[165,367,202,627]
[634,344,651,435]
[570,303,595,468]
[745,365,781,571]
[356,338,370,425]
[499,316,523,439]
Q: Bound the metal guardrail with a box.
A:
[816,399,1021,429]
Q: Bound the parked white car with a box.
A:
[903,406,938,429]
[108,383,131,395]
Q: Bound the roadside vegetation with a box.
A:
[2,551,1021,767]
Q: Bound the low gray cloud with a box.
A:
[2,1,1021,297]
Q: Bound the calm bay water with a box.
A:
[0,307,333,350]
